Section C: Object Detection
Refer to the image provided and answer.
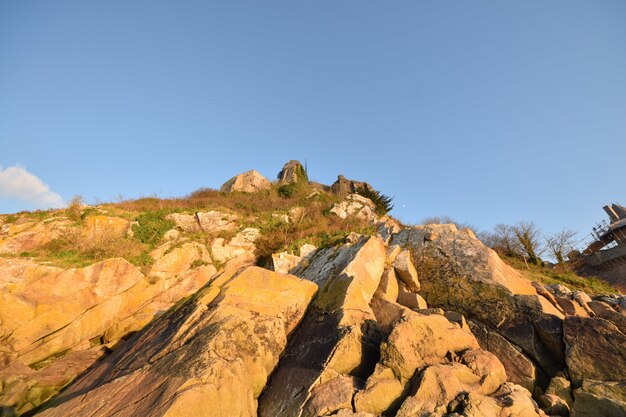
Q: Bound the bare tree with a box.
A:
[487,223,519,257]
[512,221,543,265]
[545,229,577,264]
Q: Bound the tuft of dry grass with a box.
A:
[24,228,148,269]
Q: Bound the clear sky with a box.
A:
[1,1,625,244]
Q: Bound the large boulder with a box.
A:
[258,236,386,417]
[391,224,566,381]
[220,169,271,193]
[36,267,318,417]
[563,316,626,386]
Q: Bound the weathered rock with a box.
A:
[545,375,574,408]
[0,219,72,254]
[149,241,212,280]
[196,210,238,233]
[83,215,130,238]
[588,300,626,334]
[538,393,569,416]
[563,316,626,386]
[555,296,589,317]
[301,374,356,417]
[220,169,271,193]
[397,290,427,310]
[0,347,105,415]
[277,160,307,184]
[468,319,540,393]
[210,227,259,265]
[272,251,302,274]
[165,213,201,232]
[0,254,220,413]
[571,379,626,417]
[354,310,480,415]
[391,224,566,379]
[258,236,385,417]
[393,250,420,292]
[454,382,546,417]
[374,268,399,302]
[330,194,377,223]
[300,243,317,258]
[36,267,318,417]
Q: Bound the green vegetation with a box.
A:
[132,211,175,247]
[502,255,616,295]
[356,185,394,216]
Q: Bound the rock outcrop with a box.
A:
[1,187,624,416]
[278,160,307,184]
[220,169,271,193]
[330,194,378,223]
[36,267,318,417]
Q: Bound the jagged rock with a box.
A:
[196,210,238,233]
[571,379,626,417]
[149,241,212,280]
[393,250,420,292]
[301,374,357,417]
[210,227,259,265]
[300,243,317,258]
[588,300,626,334]
[374,268,399,302]
[277,160,307,184]
[548,284,573,298]
[220,169,271,193]
[545,375,574,409]
[555,295,589,317]
[538,393,569,416]
[468,319,539,393]
[329,175,372,197]
[572,291,594,315]
[395,352,506,416]
[258,236,385,417]
[272,251,302,274]
[397,289,427,310]
[36,267,318,417]
[391,224,566,379]
[443,311,468,330]
[454,382,547,417]
[532,281,565,315]
[563,316,626,386]
[354,310,480,415]
[165,212,201,232]
[330,194,377,222]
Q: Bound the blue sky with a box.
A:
[1,1,625,243]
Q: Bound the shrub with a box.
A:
[132,211,175,247]
[355,186,394,216]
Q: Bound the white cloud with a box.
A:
[0,165,66,209]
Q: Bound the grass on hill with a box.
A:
[501,255,617,295]
[7,183,374,270]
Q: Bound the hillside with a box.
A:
[0,161,624,417]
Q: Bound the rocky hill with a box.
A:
[0,161,624,417]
